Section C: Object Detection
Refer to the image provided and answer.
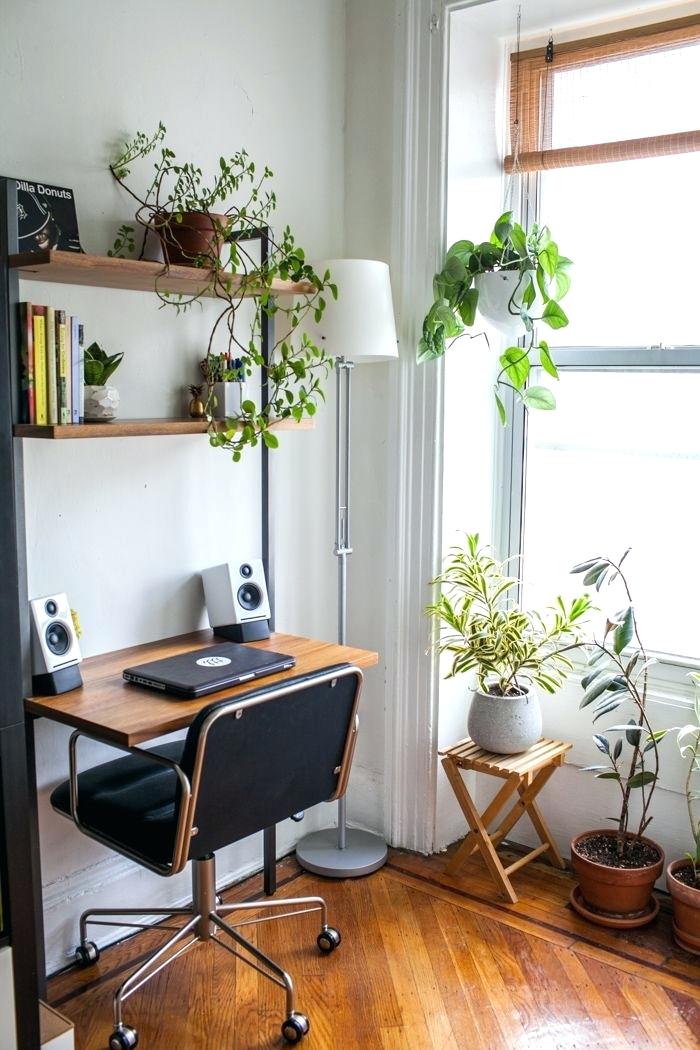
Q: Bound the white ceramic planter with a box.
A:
[475,271,524,335]
[211,381,247,419]
[84,385,119,422]
[467,683,542,754]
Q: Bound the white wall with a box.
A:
[440,0,700,870]
[2,0,349,974]
[0,949,17,1050]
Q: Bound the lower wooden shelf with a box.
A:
[13,417,313,439]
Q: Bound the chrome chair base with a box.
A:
[75,855,339,1048]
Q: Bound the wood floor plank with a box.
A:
[49,847,700,1049]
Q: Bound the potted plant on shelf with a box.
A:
[427,534,591,754]
[200,353,247,420]
[569,550,667,928]
[107,123,335,461]
[83,343,123,422]
[666,679,700,953]
[417,211,572,425]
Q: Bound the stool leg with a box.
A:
[520,784,566,870]
[487,764,558,852]
[441,758,518,904]
[445,773,520,876]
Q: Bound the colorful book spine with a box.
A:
[19,302,35,424]
[45,306,57,425]
[78,323,85,422]
[56,310,69,425]
[70,316,81,423]
[33,307,47,425]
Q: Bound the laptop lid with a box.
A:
[123,643,296,698]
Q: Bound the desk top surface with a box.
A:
[26,631,379,746]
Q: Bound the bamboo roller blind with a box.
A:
[505,15,700,173]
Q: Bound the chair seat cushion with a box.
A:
[50,741,184,867]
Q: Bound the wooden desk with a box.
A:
[26,629,379,892]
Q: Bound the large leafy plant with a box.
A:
[571,551,667,858]
[428,534,590,696]
[108,123,335,461]
[675,677,700,886]
[417,211,572,424]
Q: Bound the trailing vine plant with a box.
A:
[108,123,335,461]
[417,211,572,425]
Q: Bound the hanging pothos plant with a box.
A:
[417,211,572,425]
[108,123,335,461]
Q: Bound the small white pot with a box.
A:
[475,271,525,335]
[467,683,542,754]
[211,381,247,419]
[84,385,120,422]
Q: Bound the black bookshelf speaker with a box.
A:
[30,593,83,695]
[201,560,271,642]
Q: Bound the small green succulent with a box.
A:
[83,343,124,386]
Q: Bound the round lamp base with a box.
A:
[296,827,388,878]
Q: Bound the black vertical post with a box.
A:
[0,177,44,1048]
[227,226,276,893]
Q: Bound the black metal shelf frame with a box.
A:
[0,179,279,1047]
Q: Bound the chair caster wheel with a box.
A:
[317,926,341,953]
[75,941,100,967]
[108,1025,138,1050]
[281,1012,309,1043]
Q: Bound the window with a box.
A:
[505,16,700,664]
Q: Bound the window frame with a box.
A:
[499,156,700,693]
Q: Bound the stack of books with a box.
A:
[19,302,84,425]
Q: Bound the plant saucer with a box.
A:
[569,884,660,928]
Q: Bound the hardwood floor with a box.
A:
[49,845,700,1049]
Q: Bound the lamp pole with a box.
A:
[295,354,388,877]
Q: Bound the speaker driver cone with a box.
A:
[237,583,262,612]
[46,621,70,656]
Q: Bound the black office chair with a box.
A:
[50,663,363,1050]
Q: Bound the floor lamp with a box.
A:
[296,259,398,877]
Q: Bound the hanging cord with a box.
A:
[503,4,523,212]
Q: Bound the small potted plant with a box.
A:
[569,551,667,928]
[667,679,700,953]
[83,343,123,422]
[201,354,247,420]
[428,534,591,754]
[417,211,572,425]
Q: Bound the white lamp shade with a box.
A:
[308,259,398,362]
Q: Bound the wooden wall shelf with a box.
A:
[10,249,315,299]
[13,417,313,440]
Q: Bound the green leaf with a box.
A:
[583,561,608,586]
[538,341,558,379]
[614,607,634,655]
[538,241,559,278]
[628,771,656,789]
[522,386,556,411]
[261,429,279,449]
[492,211,514,247]
[572,558,603,574]
[457,287,479,327]
[494,391,507,427]
[500,347,531,390]
[580,673,618,709]
[509,223,527,256]
[613,738,623,761]
[596,770,622,780]
[541,300,569,330]
[593,734,610,755]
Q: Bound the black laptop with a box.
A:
[123,642,296,699]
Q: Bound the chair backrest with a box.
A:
[179,663,362,858]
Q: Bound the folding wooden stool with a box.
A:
[439,737,572,903]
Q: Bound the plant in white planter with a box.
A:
[417,211,572,425]
[428,534,591,754]
[83,343,124,422]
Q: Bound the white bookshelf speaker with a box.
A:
[30,593,83,695]
[201,559,271,643]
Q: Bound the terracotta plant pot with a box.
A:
[155,211,228,267]
[571,830,664,925]
[667,858,700,954]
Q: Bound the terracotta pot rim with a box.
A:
[154,209,229,226]
[571,828,664,874]
[667,857,700,889]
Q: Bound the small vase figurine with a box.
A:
[188,384,206,419]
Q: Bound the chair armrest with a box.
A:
[68,730,194,875]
